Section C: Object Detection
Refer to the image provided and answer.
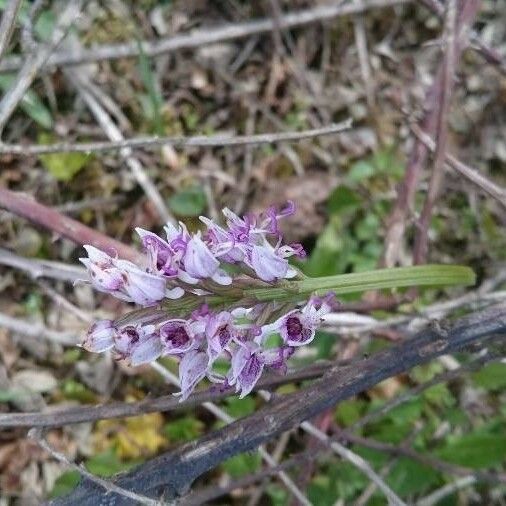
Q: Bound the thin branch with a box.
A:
[418,0,506,75]
[348,350,500,432]
[150,362,312,506]
[0,361,332,428]
[416,476,477,506]
[0,0,83,136]
[0,311,79,345]
[0,119,353,155]
[381,0,480,267]
[54,303,506,504]
[339,430,506,485]
[65,70,175,224]
[413,0,458,265]
[28,429,166,506]
[0,247,85,282]
[179,451,317,506]
[0,0,23,61]
[411,124,506,208]
[0,188,141,263]
[258,390,406,506]
[0,0,409,73]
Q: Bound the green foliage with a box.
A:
[335,398,367,427]
[308,462,368,505]
[301,146,407,278]
[224,396,256,418]
[346,147,405,183]
[436,432,506,468]
[49,471,80,498]
[163,416,204,443]
[386,458,440,496]
[60,379,97,403]
[386,397,424,425]
[137,41,164,135]
[38,133,91,181]
[312,330,335,359]
[85,450,137,477]
[472,362,506,391]
[0,75,53,129]
[221,452,261,478]
[266,484,289,506]
[168,185,207,216]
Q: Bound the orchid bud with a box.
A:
[81,319,116,352]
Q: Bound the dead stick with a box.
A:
[413,0,458,265]
[0,187,140,262]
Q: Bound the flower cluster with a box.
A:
[80,203,335,400]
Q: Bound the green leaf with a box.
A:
[0,75,53,129]
[422,383,455,408]
[387,398,424,425]
[347,160,376,182]
[312,330,335,359]
[60,379,96,403]
[38,133,90,181]
[436,433,506,469]
[163,416,204,443]
[472,362,506,391]
[246,265,476,303]
[327,186,361,215]
[387,458,440,496]
[85,450,136,477]
[137,40,164,135]
[224,396,256,418]
[49,471,80,498]
[335,399,366,427]
[168,185,207,217]
[222,452,261,478]
[266,484,289,506]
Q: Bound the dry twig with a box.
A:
[0,0,409,73]
[0,0,83,135]
[0,0,23,61]
[413,0,458,265]
[28,429,166,506]
[65,69,174,224]
[0,120,352,155]
[0,187,141,262]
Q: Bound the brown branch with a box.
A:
[0,120,352,155]
[418,0,506,75]
[53,302,506,505]
[410,124,506,208]
[0,187,141,262]
[413,0,458,265]
[381,0,481,267]
[179,451,317,506]
[0,361,332,429]
[0,0,409,73]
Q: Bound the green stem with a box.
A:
[244,265,475,303]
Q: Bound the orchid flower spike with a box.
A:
[80,203,336,400]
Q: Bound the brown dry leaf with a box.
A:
[0,439,45,493]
